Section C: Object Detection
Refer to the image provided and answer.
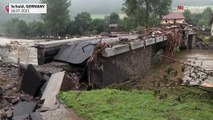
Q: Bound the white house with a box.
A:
[161,12,185,24]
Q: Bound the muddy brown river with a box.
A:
[145,49,213,88]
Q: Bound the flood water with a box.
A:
[176,49,213,86]
[146,49,213,88]
[0,37,45,65]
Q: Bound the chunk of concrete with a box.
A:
[54,44,77,63]
[54,42,94,64]
[40,74,50,95]
[67,42,94,64]
[40,105,73,120]
[13,114,29,120]
[145,38,156,46]
[102,44,130,57]
[29,112,42,120]
[13,101,37,118]
[20,64,45,97]
[129,41,144,50]
[6,109,13,118]
[0,99,9,108]
[41,71,65,109]
[156,36,164,43]
[164,36,168,41]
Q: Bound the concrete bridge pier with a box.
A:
[188,34,197,49]
[89,37,167,87]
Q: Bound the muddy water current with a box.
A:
[145,49,213,88]
[0,37,45,65]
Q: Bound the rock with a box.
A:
[1,99,9,108]
[40,105,73,120]
[12,87,18,92]
[38,107,49,112]
[20,94,33,102]
[40,75,50,95]
[41,71,65,109]
[0,109,5,118]
[20,64,45,97]
[6,109,13,118]
[5,84,12,90]
[1,78,6,82]
[13,114,29,120]
[12,98,18,104]
[29,112,42,120]
[13,101,37,118]
[1,112,7,119]
[0,87,3,96]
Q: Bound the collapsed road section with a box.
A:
[35,24,197,88]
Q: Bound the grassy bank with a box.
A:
[59,87,213,120]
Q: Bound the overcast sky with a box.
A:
[0,0,213,26]
[1,0,213,15]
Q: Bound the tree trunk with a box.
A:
[145,1,149,28]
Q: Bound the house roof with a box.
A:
[109,24,118,28]
[163,13,185,20]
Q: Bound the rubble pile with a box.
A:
[139,24,194,55]
[0,62,83,120]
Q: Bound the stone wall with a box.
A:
[90,45,153,88]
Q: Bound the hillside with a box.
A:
[0,0,213,27]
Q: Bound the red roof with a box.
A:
[163,13,185,20]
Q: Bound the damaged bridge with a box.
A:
[35,31,197,88]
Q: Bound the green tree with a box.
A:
[4,18,29,37]
[28,21,45,37]
[109,12,120,24]
[202,7,213,26]
[74,12,92,35]
[147,15,161,27]
[118,17,134,32]
[191,14,202,26]
[123,0,171,28]
[198,18,206,27]
[64,21,76,36]
[42,0,71,37]
[183,10,192,23]
[152,0,172,18]
[91,19,107,34]
[192,8,213,27]
[16,20,29,37]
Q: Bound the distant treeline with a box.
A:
[183,7,213,28]
[3,0,173,39]
[4,12,132,38]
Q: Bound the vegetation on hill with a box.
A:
[1,0,213,38]
[183,7,213,27]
